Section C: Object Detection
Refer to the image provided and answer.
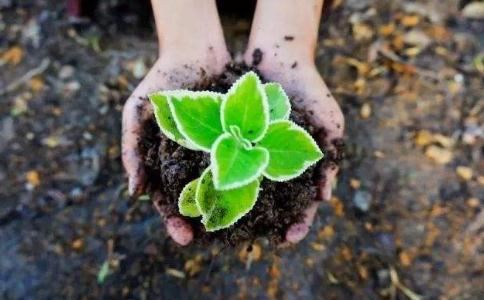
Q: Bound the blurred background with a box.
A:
[0,0,482,299]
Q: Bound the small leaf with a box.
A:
[221,72,269,142]
[258,120,323,181]
[149,92,199,150]
[264,83,291,121]
[196,168,260,231]
[178,179,201,217]
[168,91,224,151]
[211,133,269,190]
[97,261,110,284]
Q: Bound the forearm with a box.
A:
[151,0,227,57]
[246,0,323,65]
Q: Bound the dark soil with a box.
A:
[141,64,319,245]
[1,0,482,299]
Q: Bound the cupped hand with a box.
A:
[246,52,345,244]
[122,51,229,246]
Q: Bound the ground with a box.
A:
[0,0,482,299]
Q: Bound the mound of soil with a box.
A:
[141,64,320,245]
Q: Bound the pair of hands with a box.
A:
[122,0,344,246]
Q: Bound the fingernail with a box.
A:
[285,223,309,244]
[166,217,193,246]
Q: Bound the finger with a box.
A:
[318,163,339,201]
[152,191,194,246]
[285,201,320,244]
[121,93,153,196]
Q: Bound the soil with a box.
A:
[141,64,320,245]
[0,0,482,299]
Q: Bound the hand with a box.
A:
[122,0,230,246]
[245,0,344,244]
[254,56,344,243]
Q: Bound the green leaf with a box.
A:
[221,71,269,142]
[178,179,201,217]
[97,261,110,284]
[196,168,260,231]
[149,92,200,150]
[211,133,269,190]
[168,91,224,151]
[264,83,291,121]
[258,120,323,181]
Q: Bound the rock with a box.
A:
[353,190,372,211]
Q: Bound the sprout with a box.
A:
[149,72,323,231]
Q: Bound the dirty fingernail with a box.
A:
[166,217,193,246]
[285,223,309,244]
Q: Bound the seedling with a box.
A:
[149,72,323,231]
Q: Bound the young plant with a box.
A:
[149,72,323,231]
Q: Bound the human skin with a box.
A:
[245,0,344,244]
[122,0,344,245]
[121,0,230,246]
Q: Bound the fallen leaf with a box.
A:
[350,178,361,189]
[97,261,110,284]
[238,243,262,263]
[26,170,40,187]
[425,146,453,164]
[330,197,344,217]
[379,23,396,36]
[166,268,185,279]
[466,197,480,208]
[456,166,473,181]
[184,255,203,277]
[341,246,352,261]
[352,22,374,41]
[318,225,335,239]
[269,261,281,279]
[71,238,84,250]
[401,15,420,27]
[360,103,371,119]
[462,2,484,19]
[0,46,24,65]
[29,76,45,92]
[414,130,433,146]
[311,242,326,252]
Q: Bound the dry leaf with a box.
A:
[414,130,433,146]
[350,178,361,189]
[401,15,420,27]
[1,46,24,65]
[29,76,45,92]
[462,2,484,19]
[456,166,473,181]
[71,238,84,250]
[318,225,335,239]
[379,23,396,36]
[26,170,41,187]
[165,268,185,279]
[360,103,371,119]
[425,146,453,164]
[466,197,480,208]
[352,22,374,41]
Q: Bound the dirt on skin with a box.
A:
[141,64,321,245]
